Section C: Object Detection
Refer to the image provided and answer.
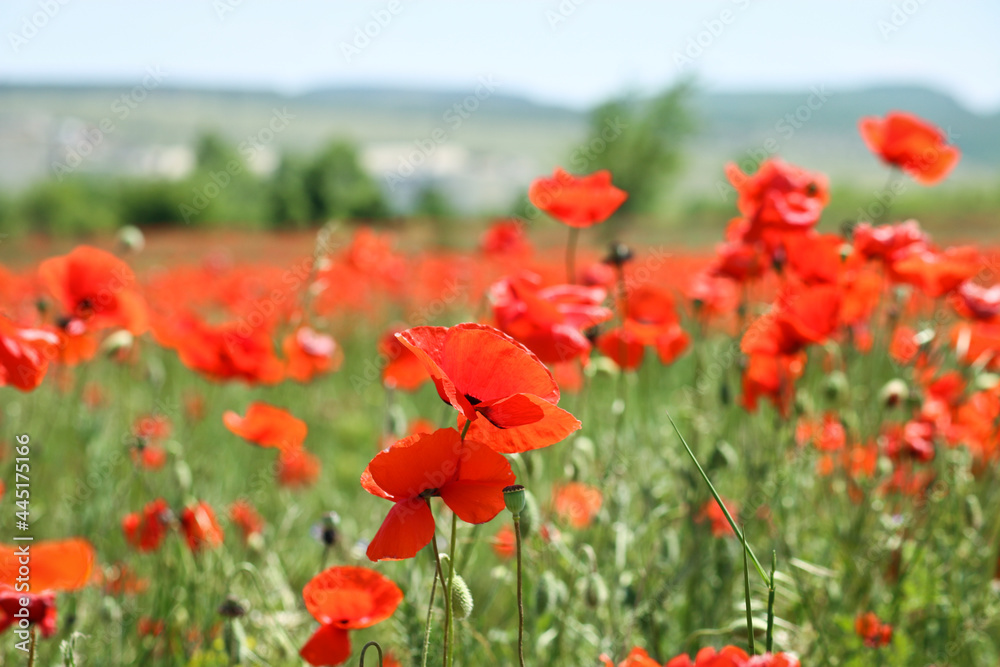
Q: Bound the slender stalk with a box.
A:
[359,641,383,666]
[421,556,439,667]
[430,524,451,667]
[28,626,37,667]
[741,524,755,655]
[666,412,768,583]
[766,551,776,654]
[446,512,458,667]
[566,227,580,284]
[514,515,526,667]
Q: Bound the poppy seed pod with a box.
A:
[503,485,526,517]
[314,512,341,547]
[602,242,634,268]
[450,574,474,621]
[218,596,247,618]
[879,379,909,408]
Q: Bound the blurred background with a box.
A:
[1,0,998,241]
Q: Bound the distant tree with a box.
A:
[117,180,188,226]
[181,133,267,226]
[304,141,390,222]
[578,80,695,214]
[268,154,312,228]
[18,178,118,234]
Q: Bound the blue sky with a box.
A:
[2,0,998,112]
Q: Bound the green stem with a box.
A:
[741,525,755,655]
[359,641,383,666]
[27,626,37,667]
[421,555,439,667]
[666,412,768,584]
[766,551,776,654]
[430,522,450,667]
[446,512,458,667]
[514,515,526,667]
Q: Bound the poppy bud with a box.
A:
[450,574,474,620]
[312,512,341,547]
[218,597,247,619]
[581,572,608,609]
[503,485,526,517]
[879,379,909,408]
[602,242,634,268]
[965,495,983,530]
[100,330,134,357]
[824,370,848,402]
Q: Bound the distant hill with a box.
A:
[1,82,996,209]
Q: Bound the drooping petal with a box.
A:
[300,624,352,667]
[438,441,514,524]
[461,396,581,454]
[223,402,307,450]
[367,428,462,500]
[366,498,436,562]
[303,566,403,628]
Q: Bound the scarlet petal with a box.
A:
[439,443,514,524]
[223,402,307,450]
[366,498,435,561]
[477,393,546,428]
[303,566,403,628]
[300,624,351,667]
[463,396,581,453]
[0,538,94,592]
[367,429,461,500]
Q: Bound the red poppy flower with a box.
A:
[664,646,799,667]
[179,501,224,552]
[711,239,768,283]
[888,245,980,298]
[491,524,516,560]
[378,328,430,391]
[229,500,265,543]
[0,315,59,392]
[953,281,1000,321]
[698,497,738,538]
[132,414,171,442]
[37,245,149,334]
[153,313,284,385]
[855,611,893,648]
[277,447,321,488]
[859,111,960,184]
[299,566,403,666]
[601,647,661,667]
[362,427,515,561]
[122,498,171,552]
[0,538,95,638]
[481,219,532,257]
[131,444,167,470]
[490,273,612,364]
[223,402,307,451]
[529,167,627,228]
[283,326,343,383]
[553,482,603,529]
[598,285,690,371]
[396,323,580,452]
[852,220,928,263]
[725,159,829,240]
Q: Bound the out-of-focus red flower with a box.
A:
[859,111,960,184]
[492,524,516,560]
[131,444,167,470]
[888,246,980,298]
[600,646,661,666]
[490,273,612,364]
[283,326,343,383]
[223,402,307,451]
[953,281,1000,322]
[885,420,936,462]
[179,501,224,553]
[277,447,321,488]
[698,498,738,538]
[122,498,171,552]
[98,563,148,596]
[299,566,403,666]
[362,428,515,561]
[686,272,740,320]
[481,219,532,257]
[710,238,768,284]
[529,167,627,228]
[379,327,431,391]
[229,500,265,543]
[0,538,95,638]
[598,285,690,371]
[852,221,929,263]
[133,414,171,442]
[37,245,149,334]
[0,315,59,392]
[397,323,580,452]
[725,159,829,240]
[855,611,893,648]
[553,482,603,529]
[664,646,799,667]
[153,313,284,384]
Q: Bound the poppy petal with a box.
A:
[462,396,581,453]
[0,538,94,592]
[367,428,461,500]
[300,624,351,667]
[439,443,515,524]
[366,498,436,562]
